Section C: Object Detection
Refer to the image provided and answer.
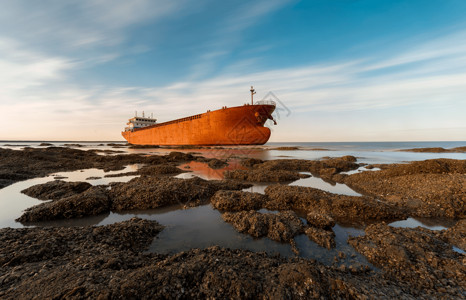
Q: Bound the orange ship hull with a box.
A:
[121,104,275,146]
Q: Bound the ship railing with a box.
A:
[132,113,203,131]
[255,100,276,107]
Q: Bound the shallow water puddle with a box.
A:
[96,204,373,267]
[341,166,381,175]
[389,217,455,230]
[0,165,141,228]
[452,247,465,254]
[176,160,247,180]
[290,172,361,196]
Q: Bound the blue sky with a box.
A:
[1,0,465,141]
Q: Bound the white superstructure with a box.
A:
[125,112,156,131]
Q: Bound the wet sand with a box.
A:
[0,146,464,298]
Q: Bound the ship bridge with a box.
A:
[125,112,156,131]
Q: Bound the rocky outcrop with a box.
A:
[264,185,407,224]
[222,210,304,244]
[306,212,335,229]
[1,220,461,299]
[344,159,466,218]
[138,164,184,175]
[305,227,336,249]
[0,147,199,189]
[21,180,92,200]
[211,190,268,211]
[17,186,111,223]
[17,177,250,223]
[224,169,309,182]
[442,219,466,251]
[399,146,466,153]
[110,176,250,211]
[348,223,465,298]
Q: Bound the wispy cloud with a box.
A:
[0,2,465,141]
[0,0,184,50]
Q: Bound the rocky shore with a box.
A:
[399,146,466,153]
[0,146,465,298]
[1,219,464,299]
[18,177,250,223]
[343,159,466,218]
[0,147,197,189]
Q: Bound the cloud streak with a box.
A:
[0,2,465,141]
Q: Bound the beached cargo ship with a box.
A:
[121,87,277,146]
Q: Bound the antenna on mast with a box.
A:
[250,86,256,105]
[135,111,137,117]
[142,111,145,118]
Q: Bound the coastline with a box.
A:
[0,143,464,298]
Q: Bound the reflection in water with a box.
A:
[23,213,110,227]
[242,184,269,194]
[342,166,381,175]
[289,172,361,196]
[389,217,456,230]
[100,204,372,267]
[176,160,247,180]
[0,165,141,228]
[452,247,465,254]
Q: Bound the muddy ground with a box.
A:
[0,146,465,298]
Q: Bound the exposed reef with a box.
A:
[348,223,465,298]
[344,159,466,218]
[17,177,250,223]
[21,180,92,200]
[399,146,466,153]
[0,147,197,189]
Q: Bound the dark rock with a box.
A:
[306,212,335,229]
[137,164,184,175]
[207,158,228,169]
[270,146,300,150]
[21,180,92,200]
[305,227,336,249]
[0,221,462,299]
[167,151,194,161]
[348,223,465,297]
[0,147,205,189]
[264,185,407,225]
[399,147,466,153]
[211,190,268,211]
[309,156,359,175]
[225,169,310,182]
[222,210,304,243]
[442,219,466,251]
[110,176,250,211]
[128,144,160,149]
[17,186,111,223]
[344,159,466,218]
[240,158,264,168]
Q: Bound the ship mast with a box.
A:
[250,86,256,105]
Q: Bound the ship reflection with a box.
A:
[176,160,247,180]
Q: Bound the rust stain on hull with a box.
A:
[122,104,275,146]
